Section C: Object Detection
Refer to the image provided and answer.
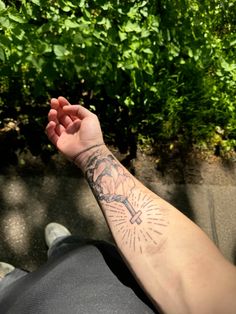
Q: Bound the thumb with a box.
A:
[63,105,94,120]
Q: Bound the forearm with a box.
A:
[75,145,236,314]
[76,144,169,249]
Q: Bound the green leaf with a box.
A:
[11,27,25,40]
[141,29,150,38]
[118,31,127,41]
[26,54,45,70]
[53,45,69,58]
[61,6,71,12]
[101,3,112,10]
[8,12,27,24]
[36,41,52,54]
[73,33,83,44]
[0,16,10,28]
[0,46,5,61]
[97,17,111,30]
[220,59,236,72]
[82,8,91,19]
[142,48,153,54]
[127,6,138,19]
[65,19,79,28]
[78,0,86,7]
[0,0,6,11]
[230,39,236,47]
[122,21,142,33]
[30,0,41,6]
[124,96,135,107]
[187,48,193,58]
[140,7,148,17]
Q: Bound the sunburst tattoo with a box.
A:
[86,151,169,254]
[105,192,169,254]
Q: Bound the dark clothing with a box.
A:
[0,238,157,313]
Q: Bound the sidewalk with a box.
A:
[0,151,235,271]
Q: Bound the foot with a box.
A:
[45,222,71,248]
[0,262,15,279]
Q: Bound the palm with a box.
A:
[46,97,104,160]
[57,116,102,158]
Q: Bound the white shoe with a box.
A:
[45,222,71,248]
[0,262,15,279]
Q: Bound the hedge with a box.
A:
[0,0,236,163]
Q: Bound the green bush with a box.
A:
[0,0,236,162]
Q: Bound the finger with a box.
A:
[45,121,59,145]
[70,113,80,122]
[48,109,58,123]
[49,103,72,128]
[60,113,73,128]
[56,97,79,121]
[62,105,78,121]
[69,113,81,122]
[77,105,95,119]
[58,96,71,107]
[66,120,81,134]
[50,98,59,110]
[57,96,74,126]
[56,124,65,136]
[63,105,94,119]
[48,109,65,135]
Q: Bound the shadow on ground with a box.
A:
[0,150,236,272]
[0,156,111,271]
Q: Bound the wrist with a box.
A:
[73,143,107,171]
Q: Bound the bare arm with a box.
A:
[46,97,236,314]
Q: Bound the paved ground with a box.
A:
[0,150,235,271]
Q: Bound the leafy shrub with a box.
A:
[0,0,236,162]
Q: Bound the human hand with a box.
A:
[46,96,104,162]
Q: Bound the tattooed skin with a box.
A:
[85,150,169,253]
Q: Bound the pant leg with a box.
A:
[47,236,158,313]
[0,268,28,295]
[47,235,88,259]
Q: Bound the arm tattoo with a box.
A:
[85,150,169,253]
[87,153,142,224]
[72,143,104,163]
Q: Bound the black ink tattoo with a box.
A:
[85,150,169,253]
[86,153,142,224]
[73,143,105,163]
